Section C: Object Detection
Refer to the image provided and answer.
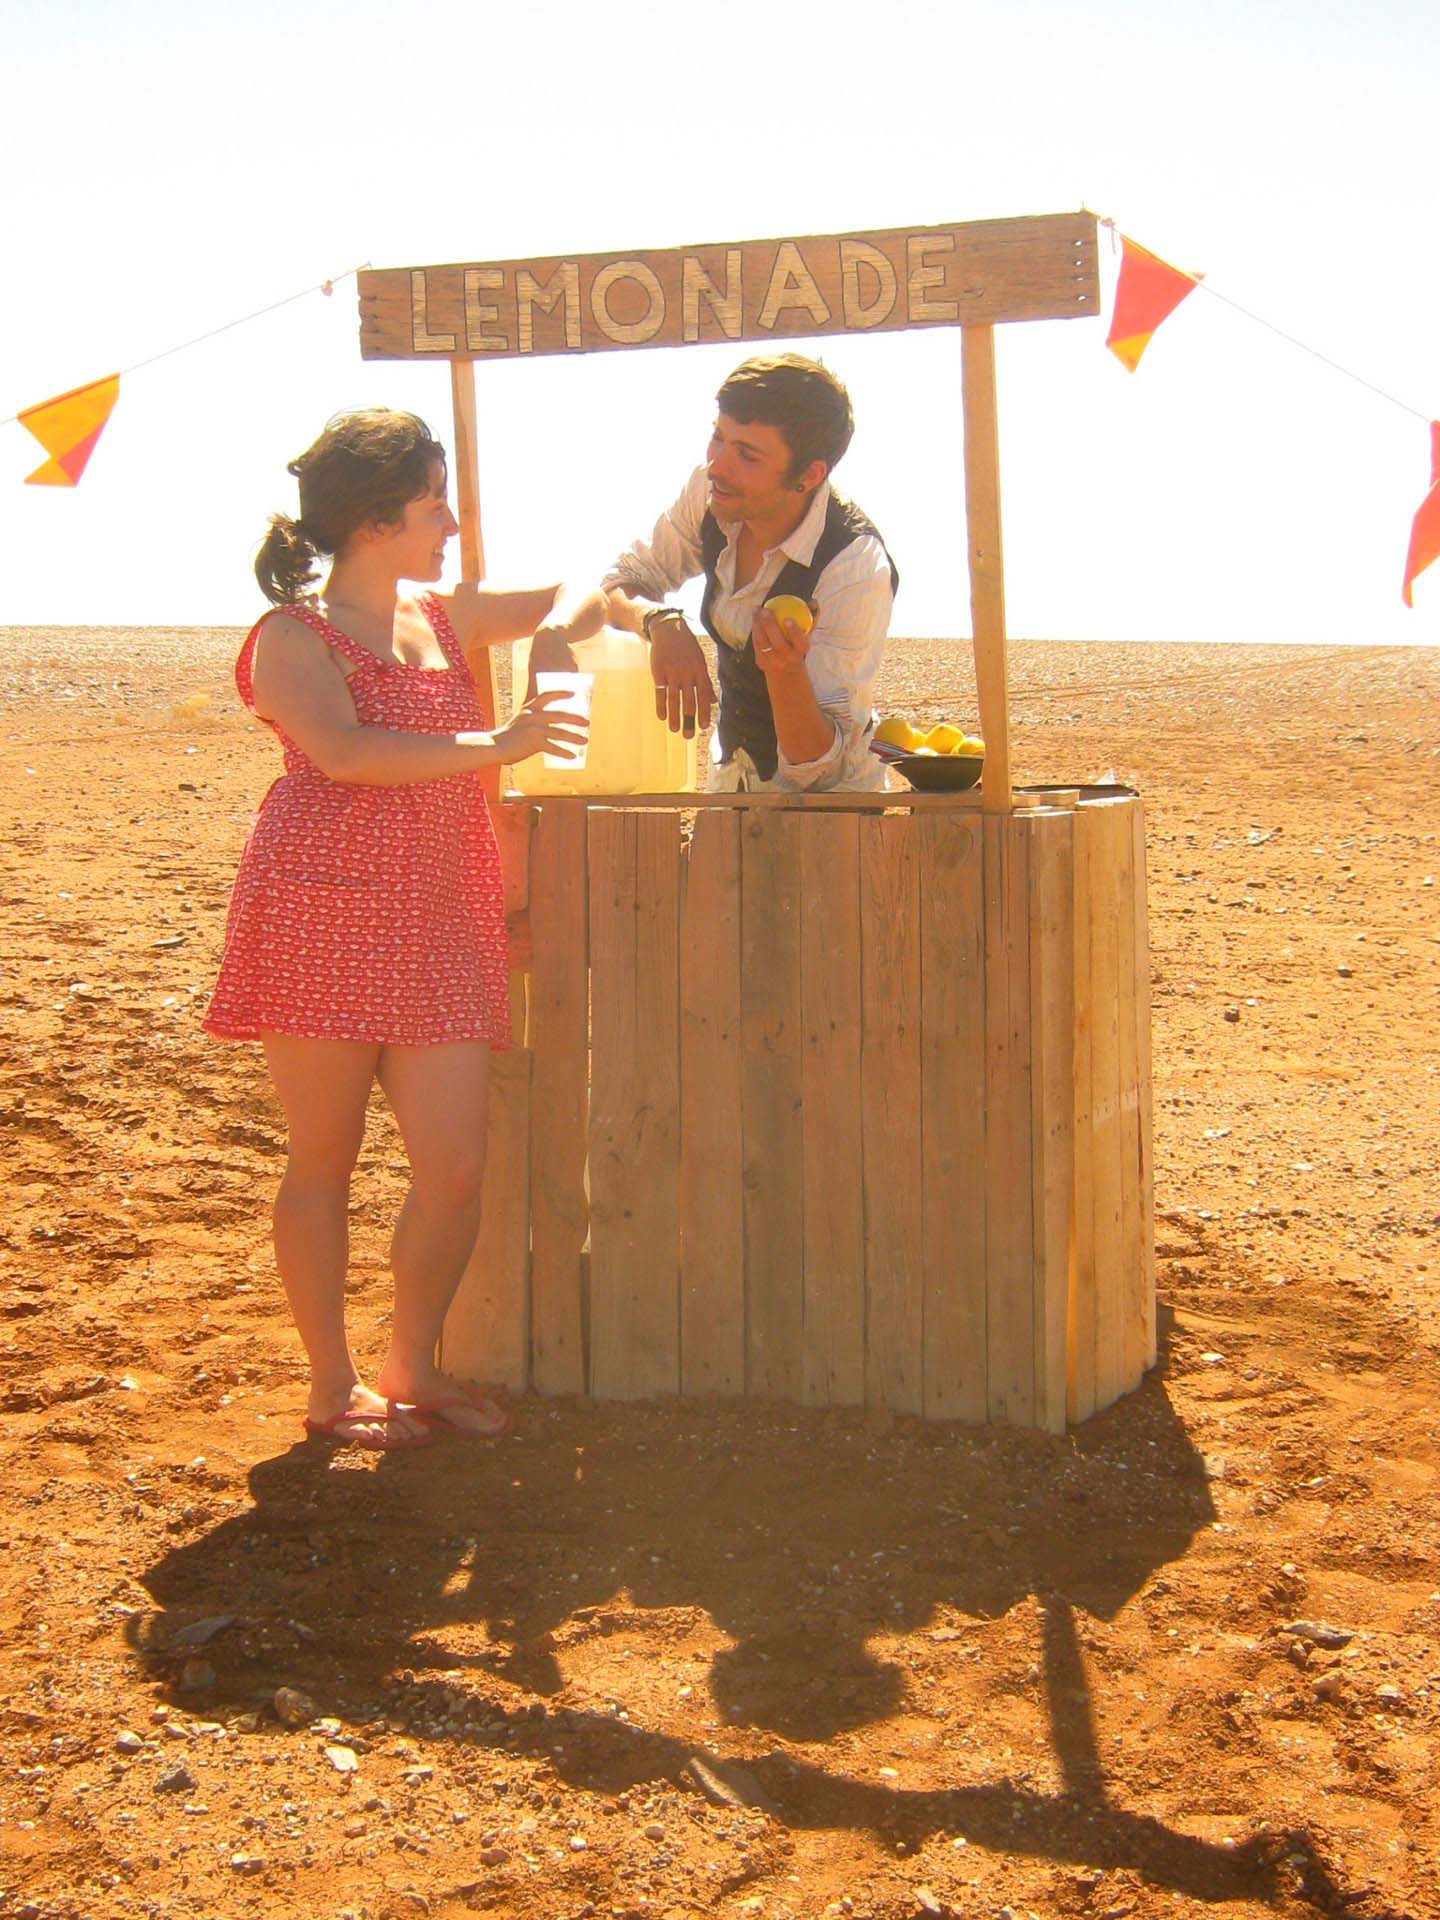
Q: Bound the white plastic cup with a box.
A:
[535,671,594,770]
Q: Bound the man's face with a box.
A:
[705,413,801,525]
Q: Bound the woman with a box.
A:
[205,408,597,1451]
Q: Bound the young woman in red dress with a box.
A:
[206,409,595,1451]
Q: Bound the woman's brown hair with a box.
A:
[254,409,447,604]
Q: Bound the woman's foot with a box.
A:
[375,1363,511,1439]
[303,1382,432,1452]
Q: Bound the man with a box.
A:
[602,353,898,792]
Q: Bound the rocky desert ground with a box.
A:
[1,630,1437,1920]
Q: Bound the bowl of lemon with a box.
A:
[873,716,985,791]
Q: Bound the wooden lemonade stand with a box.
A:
[358,212,1155,1432]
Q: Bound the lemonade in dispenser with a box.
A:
[508,628,698,796]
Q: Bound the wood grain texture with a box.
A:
[740,810,805,1401]
[1132,799,1158,1372]
[360,213,1100,360]
[982,814,1034,1424]
[493,800,532,924]
[442,1046,531,1390]
[961,324,1013,814]
[1085,799,1127,1413]
[1068,801,1098,1426]
[679,811,745,1395]
[586,813,646,1397]
[799,813,864,1406]
[861,814,924,1413]
[497,788,1082,813]
[1025,810,1075,1435]
[918,815,987,1422]
[527,801,589,1396]
[631,811,682,1391]
[1114,800,1145,1396]
[588,811,682,1399]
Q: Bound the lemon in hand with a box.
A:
[762,593,815,636]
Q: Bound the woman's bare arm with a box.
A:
[445,581,608,652]
[250,615,585,784]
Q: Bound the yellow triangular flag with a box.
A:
[19,374,121,486]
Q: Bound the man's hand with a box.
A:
[751,602,836,767]
[751,603,812,681]
[648,612,714,736]
[526,623,579,701]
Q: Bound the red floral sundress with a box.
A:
[204,594,510,1048]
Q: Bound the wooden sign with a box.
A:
[359,212,1097,362]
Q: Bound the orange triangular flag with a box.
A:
[1401,420,1440,607]
[1106,236,1200,372]
[18,373,120,485]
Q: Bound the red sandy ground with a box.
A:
[0,632,1437,1920]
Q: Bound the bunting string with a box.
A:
[0,263,368,431]
[1096,216,1430,422]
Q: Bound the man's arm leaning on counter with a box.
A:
[603,470,715,733]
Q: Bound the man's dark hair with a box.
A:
[715,354,854,481]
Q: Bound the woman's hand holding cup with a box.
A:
[495,682,591,766]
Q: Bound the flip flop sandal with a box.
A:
[303,1405,434,1452]
[410,1390,512,1440]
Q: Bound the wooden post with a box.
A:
[961,325,1013,815]
[450,359,487,582]
[450,359,501,762]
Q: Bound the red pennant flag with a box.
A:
[18,373,121,486]
[1401,421,1440,608]
[1106,236,1200,372]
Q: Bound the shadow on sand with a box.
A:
[133,1308,1358,1911]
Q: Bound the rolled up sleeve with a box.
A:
[602,467,709,601]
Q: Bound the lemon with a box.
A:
[875,714,920,751]
[960,734,986,755]
[762,593,815,636]
[924,722,966,755]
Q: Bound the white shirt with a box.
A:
[603,467,894,792]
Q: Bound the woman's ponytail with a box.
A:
[254,513,320,605]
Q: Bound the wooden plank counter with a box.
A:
[444,787,1155,1431]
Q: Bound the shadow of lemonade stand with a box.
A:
[357,212,1153,1433]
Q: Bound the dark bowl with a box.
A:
[896,752,984,792]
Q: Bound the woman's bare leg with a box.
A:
[373,1041,504,1433]
[261,1033,427,1445]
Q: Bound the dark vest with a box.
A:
[699,493,898,781]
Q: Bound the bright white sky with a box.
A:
[3,0,1438,642]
